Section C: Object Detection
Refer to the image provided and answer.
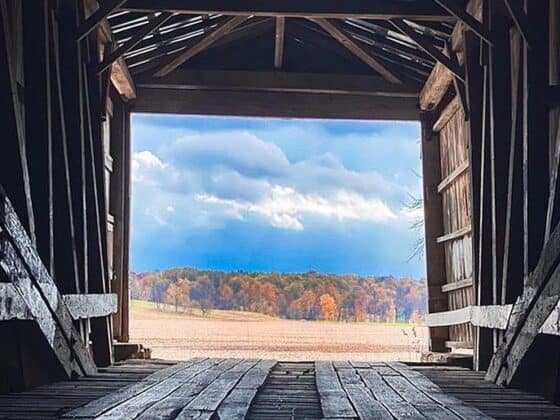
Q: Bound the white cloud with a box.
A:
[196,185,396,231]
[166,206,175,212]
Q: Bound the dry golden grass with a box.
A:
[130,300,428,362]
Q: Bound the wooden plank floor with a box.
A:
[413,365,560,420]
[1,359,560,419]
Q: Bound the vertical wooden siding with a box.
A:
[438,106,475,347]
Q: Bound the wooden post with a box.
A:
[421,113,449,352]
[523,0,549,280]
[22,0,54,274]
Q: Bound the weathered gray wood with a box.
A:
[0,282,31,320]
[358,369,425,420]
[209,360,276,420]
[426,307,471,327]
[338,368,393,420]
[62,359,206,418]
[436,225,472,243]
[438,160,469,193]
[0,191,96,376]
[0,284,117,320]
[314,361,357,418]
[137,359,238,419]
[441,277,473,293]
[97,359,221,419]
[178,360,258,418]
[62,293,117,319]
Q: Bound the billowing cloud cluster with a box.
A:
[131,127,421,233]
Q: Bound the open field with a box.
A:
[130,300,428,361]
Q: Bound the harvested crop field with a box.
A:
[130,300,428,361]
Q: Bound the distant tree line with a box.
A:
[130,268,427,323]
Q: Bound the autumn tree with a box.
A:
[319,294,337,321]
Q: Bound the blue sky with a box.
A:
[130,115,425,278]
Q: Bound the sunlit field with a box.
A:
[130,300,428,362]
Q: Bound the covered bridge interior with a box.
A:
[1,0,560,418]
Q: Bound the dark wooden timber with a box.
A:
[133,87,421,120]
[420,113,449,352]
[154,16,250,77]
[135,70,421,97]
[119,1,458,21]
[75,0,127,42]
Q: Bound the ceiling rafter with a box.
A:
[430,0,494,46]
[98,12,173,74]
[309,18,402,83]
[155,15,250,77]
[76,0,127,41]
[389,18,464,81]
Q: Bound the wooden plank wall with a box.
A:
[437,104,474,350]
[0,0,134,392]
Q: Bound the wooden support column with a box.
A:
[421,113,449,352]
[0,0,35,240]
[463,30,492,370]
[121,105,132,342]
[523,0,549,279]
[488,6,512,333]
[22,0,54,274]
[109,95,127,342]
[50,8,80,294]
[501,28,524,305]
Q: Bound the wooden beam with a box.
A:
[135,70,421,97]
[436,225,472,243]
[432,95,462,132]
[430,0,494,46]
[426,307,471,327]
[154,16,249,77]
[274,17,285,69]
[97,12,173,74]
[120,0,457,21]
[420,114,449,352]
[0,190,97,376]
[437,160,469,193]
[441,277,473,292]
[390,19,464,81]
[0,284,117,320]
[310,18,401,83]
[133,87,421,120]
[76,0,127,42]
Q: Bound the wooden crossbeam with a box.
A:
[97,12,173,74]
[0,284,117,321]
[310,18,401,83]
[135,70,421,97]
[274,17,285,69]
[430,0,494,46]
[436,225,472,243]
[76,0,127,41]
[154,16,249,77]
[390,19,464,81]
[120,0,457,21]
[0,189,97,377]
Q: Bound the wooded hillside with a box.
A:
[131,269,427,322]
